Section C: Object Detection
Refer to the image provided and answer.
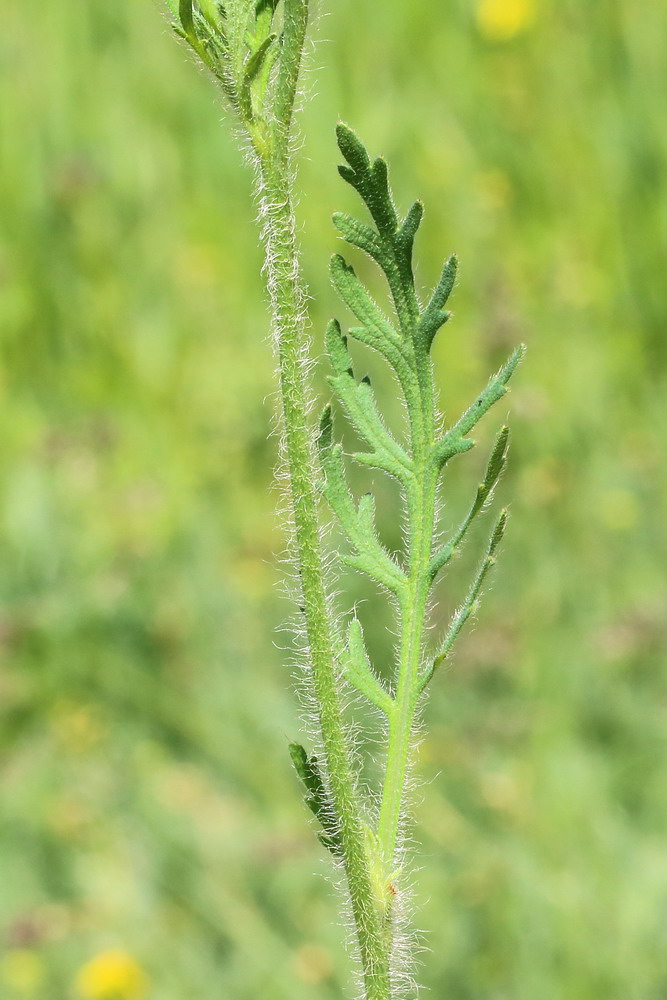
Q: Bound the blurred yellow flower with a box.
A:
[75,950,149,1000]
[477,0,535,41]
[1,949,45,994]
[50,700,107,753]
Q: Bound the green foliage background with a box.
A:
[1,0,666,997]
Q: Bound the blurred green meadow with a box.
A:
[1,0,667,996]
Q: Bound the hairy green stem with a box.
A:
[257,156,392,999]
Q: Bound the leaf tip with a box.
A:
[335,120,354,144]
[288,740,308,773]
[491,508,510,548]
[318,404,333,452]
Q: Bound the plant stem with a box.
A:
[249,4,394,990]
[257,151,392,999]
[378,354,437,867]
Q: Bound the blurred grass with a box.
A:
[1,0,666,997]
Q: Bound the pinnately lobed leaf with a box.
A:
[322,122,525,919]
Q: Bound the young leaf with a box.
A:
[274,0,309,136]
[336,124,398,237]
[330,255,401,350]
[333,212,387,270]
[325,321,412,482]
[240,32,278,120]
[317,410,407,596]
[418,509,509,695]
[418,253,457,351]
[395,200,424,259]
[344,619,394,715]
[289,742,342,856]
[433,344,525,467]
[429,425,510,580]
[179,0,196,37]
